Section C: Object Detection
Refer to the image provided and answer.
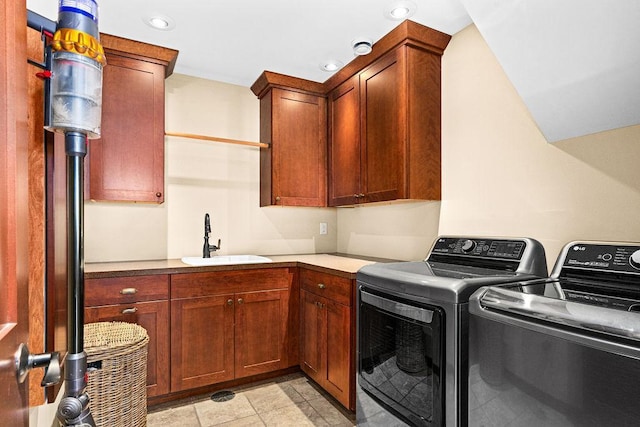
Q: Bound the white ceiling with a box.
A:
[461,0,640,142]
[26,0,472,86]
[26,0,640,142]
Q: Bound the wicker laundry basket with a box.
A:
[84,322,149,427]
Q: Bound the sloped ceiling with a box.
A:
[461,0,640,142]
[27,0,640,142]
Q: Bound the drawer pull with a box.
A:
[120,288,137,295]
[227,299,233,306]
[121,307,137,315]
[317,283,326,289]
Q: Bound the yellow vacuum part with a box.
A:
[50,28,107,65]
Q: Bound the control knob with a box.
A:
[630,250,640,270]
[461,239,476,253]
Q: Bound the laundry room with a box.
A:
[3,1,640,426]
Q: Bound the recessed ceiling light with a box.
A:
[320,60,344,72]
[352,39,373,56]
[384,0,417,21]
[144,14,175,31]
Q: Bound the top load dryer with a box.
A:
[356,236,548,426]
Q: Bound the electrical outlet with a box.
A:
[320,222,328,235]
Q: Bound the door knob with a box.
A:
[15,343,61,387]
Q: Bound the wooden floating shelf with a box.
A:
[165,131,268,148]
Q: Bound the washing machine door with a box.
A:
[358,287,445,426]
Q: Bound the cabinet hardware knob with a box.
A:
[121,307,137,315]
[120,288,137,295]
[354,194,360,198]
[315,301,325,309]
[227,299,233,306]
[275,196,281,202]
[318,283,326,289]
[237,298,244,304]
[359,193,365,198]
[156,192,162,198]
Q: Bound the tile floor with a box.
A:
[147,373,356,427]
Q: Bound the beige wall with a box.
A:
[439,25,640,269]
[86,24,640,267]
[85,75,336,262]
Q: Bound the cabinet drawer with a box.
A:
[85,275,169,307]
[171,268,294,299]
[300,269,352,306]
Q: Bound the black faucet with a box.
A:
[203,213,221,258]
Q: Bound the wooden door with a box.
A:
[328,76,361,206]
[235,289,289,378]
[299,290,325,382]
[170,295,235,391]
[85,300,170,396]
[269,88,327,207]
[324,300,352,408]
[88,53,165,203]
[0,1,30,424]
[360,49,407,203]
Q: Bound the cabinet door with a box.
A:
[328,76,361,206]
[266,88,327,207]
[170,295,235,391]
[300,290,325,382]
[235,288,291,378]
[85,300,170,397]
[88,53,165,203]
[360,49,407,203]
[324,299,352,408]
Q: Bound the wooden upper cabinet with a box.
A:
[329,44,444,206]
[254,21,450,207]
[87,34,178,203]
[360,48,406,204]
[328,76,361,206]
[252,73,327,207]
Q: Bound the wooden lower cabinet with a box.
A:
[170,268,298,393]
[299,269,354,410]
[84,275,170,397]
[170,294,235,390]
[235,288,292,378]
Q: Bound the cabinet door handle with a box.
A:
[317,283,326,289]
[354,194,360,199]
[237,298,244,305]
[227,299,233,306]
[315,301,325,309]
[120,288,137,295]
[358,193,365,198]
[155,192,162,198]
[121,307,137,315]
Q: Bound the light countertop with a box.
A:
[85,253,396,279]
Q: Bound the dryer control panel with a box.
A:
[561,242,640,274]
[430,237,526,260]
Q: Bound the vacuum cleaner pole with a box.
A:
[55,132,95,427]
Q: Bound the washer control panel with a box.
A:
[430,237,526,260]
[562,243,640,273]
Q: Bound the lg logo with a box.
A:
[573,246,586,251]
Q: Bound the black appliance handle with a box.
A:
[470,286,640,359]
[361,290,434,324]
